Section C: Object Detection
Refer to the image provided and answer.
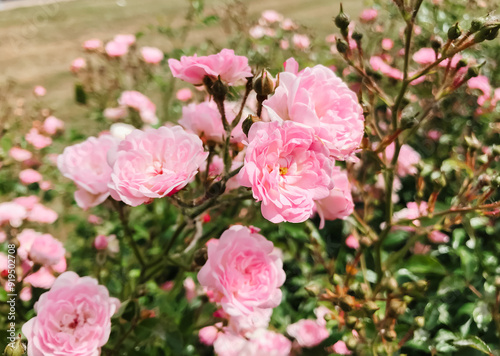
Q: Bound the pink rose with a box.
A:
[43,115,65,135]
[264,64,364,161]
[281,18,297,31]
[261,10,283,23]
[24,267,56,289]
[214,329,291,356]
[183,277,197,302]
[428,230,450,244]
[199,323,222,346]
[370,56,404,80]
[315,166,354,228]
[382,38,394,50]
[141,46,164,64]
[29,233,65,266]
[178,100,239,143]
[384,142,420,176]
[9,147,32,162]
[70,57,86,73]
[19,169,42,185]
[114,34,136,46]
[175,88,193,101]
[198,225,285,316]
[360,8,378,22]
[345,234,360,249]
[58,135,119,210]
[468,75,492,106]
[14,196,40,210]
[168,49,253,86]
[108,126,207,206]
[83,38,102,50]
[105,40,128,57]
[249,25,266,39]
[25,128,52,149]
[33,85,46,97]
[22,272,120,356]
[118,90,158,125]
[239,121,334,223]
[292,34,310,49]
[104,107,128,120]
[287,319,329,348]
[27,203,58,224]
[213,331,249,356]
[393,201,429,226]
[0,202,27,227]
[413,48,437,64]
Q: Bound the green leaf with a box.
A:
[406,255,447,275]
[454,336,493,355]
[438,274,466,296]
[457,247,477,281]
[202,15,219,25]
[74,83,87,105]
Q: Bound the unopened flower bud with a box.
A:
[339,295,355,312]
[211,77,227,102]
[193,247,208,267]
[336,38,349,54]
[4,335,26,356]
[447,23,462,40]
[253,70,274,97]
[469,19,484,34]
[388,299,406,317]
[464,135,481,151]
[335,4,350,30]
[384,329,397,341]
[346,336,357,351]
[242,114,260,137]
[474,26,499,43]
[384,277,399,292]
[456,59,468,70]
[207,180,226,198]
[485,26,500,41]
[415,316,425,328]
[431,171,446,189]
[400,115,418,130]
[364,301,380,315]
[466,66,480,79]
[415,280,428,292]
[305,283,321,297]
[352,32,363,42]
[331,273,343,286]
[346,316,358,328]
[494,276,500,288]
[431,39,442,51]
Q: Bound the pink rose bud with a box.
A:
[105,40,129,57]
[428,231,450,244]
[33,85,46,97]
[261,10,283,23]
[114,34,136,46]
[175,88,193,101]
[199,324,221,345]
[25,128,52,149]
[281,18,297,30]
[161,280,174,291]
[168,49,253,86]
[280,39,290,50]
[70,57,86,73]
[118,91,158,125]
[27,203,58,224]
[87,214,102,225]
[183,277,197,302]
[9,147,32,162]
[43,115,65,135]
[94,235,109,250]
[141,46,164,64]
[345,234,360,250]
[382,38,394,50]
[19,169,42,185]
[329,341,352,355]
[292,34,310,49]
[82,38,102,50]
[0,202,27,227]
[360,8,378,22]
[22,272,120,356]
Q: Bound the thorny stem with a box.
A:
[113,201,146,268]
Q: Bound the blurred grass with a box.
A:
[0,0,364,118]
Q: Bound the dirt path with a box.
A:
[0,0,76,11]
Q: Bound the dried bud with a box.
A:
[415,316,425,328]
[464,134,481,151]
[207,180,226,198]
[253,70,274,97]
[364,301,380,315]
[431,39,442,51]
[415,280,428,292]
[494,276,500,288]
[193,247,208,266]
[384,277,399,292]
[388,299,407,317]
[336,38,349,54]
[384,329,397,341]
[431,171,447,189]
[360,236,372,247]
[335,4,350,30]
[339,295,355,312]
[346,336,357,351]
[447,23,462,40]
[211,77,227,102]
[352,32,363,42]
[400,115,418,130]
[346,316,358,328]
[305,283,321,297]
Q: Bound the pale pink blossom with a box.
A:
[25,128,52,149]
[468,75,492,106]
[261,10,283,24]
[370,56,404,80]
[0,231,6,243]
[176,88,193,101]
[114,34,136,46]
[104,107,128,120]
[108,126,207,206]
[213,331,249,356]
[184,277,197,302]
[315,166,354,228]
[198,225,285,316]
[29,233,65,266]
[105,40,129,57]
[199,155,224,179]
[70,57,86,73]
[393,202,429,226]
[239,121,334,223]
[264,64,364,160]
[214,329,291,356]
[428,230,450,244]
[330,341,352,355]
[384,142,420,176]
[19,169,42,185]
[249,25,266,39]
[345,234,360,249]
[292,34,310,49]
[281,18,298,31]
[141,46,164,64]
[382,38,394,50]
[58,135,119,210]
[43,115,65,135]
[428,130,442,140]
[83,38,102,51]
[22,272,120,356]
[0,202,27,227]
[360,8,378,22]
[20,286,32,301]
[9,147,32,162]
[27,203,58,224]
[413,241,431,255]
[227,308,272,335]
[94,235,109,250]
[24,267,57,289]
[287,319,329,348]
[168,49,253,86]
[88,215,102,225]
[14,196,39,210]
[118,90,158,125]
[413,48,437,64]
[161,280,174,292]
[33,85,46,97]
[280,40,289,50]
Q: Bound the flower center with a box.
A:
[279,166,288,176]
